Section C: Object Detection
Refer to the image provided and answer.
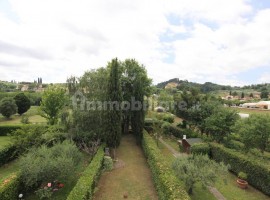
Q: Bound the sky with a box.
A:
[0,0,270,86]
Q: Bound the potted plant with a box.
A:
[237,172,248,189]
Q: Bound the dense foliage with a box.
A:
[234,114,270,153]
[40,86,67,125]
[14,93,31,115]
[210,143,270,195]
[142,131,190,200]
[0,97,17,118]
[67,145,104,200]
[172,154,227,194]
[0,125,22,136]
[20,141,82,189]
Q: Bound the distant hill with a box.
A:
[156,78,270,93]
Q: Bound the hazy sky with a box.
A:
[0,0,270,85]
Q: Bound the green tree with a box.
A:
[14,93,31,115]
[232,91,238,97]
[249,93,254,98]
[40,86,67,125]
[172,154,227,194]
[204,108,239,143]
[260,87,269,99]
[121,59,152,144]
[234,114,270,153]
[241,92,245,99]
[106,58,122,153]
[0,97,17,118]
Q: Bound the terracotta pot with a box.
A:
[237,179,248,189]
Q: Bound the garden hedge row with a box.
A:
[0,125,23,136]
[0,145,17,166]
[67,144,105,200]
[0,173,20,200]
[142,131,190,200]
[210,143,270,196]
[190,143,210,156]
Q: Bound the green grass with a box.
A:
[0,136,12,149]
[215,172,270,200]
[93,134,158,200]
[190,183,216,200]
[0,106,46,125]
[26,153,92,200]
[162,136,181,152]
[0,159,20,182]
[228,107,270,115]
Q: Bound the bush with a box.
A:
[238,172,247,180]
[0,97,17,118]
[162,114,174,123]
[20,141,82,189]
[14,93,31,115]
[162,123,183,138]
[0,173,20,200]
[0,125,22,136]
[103,156,113,171]
[224,140,244,151]
[142,131,190,200]
[191,143,210,156]
[210,143,270,195]
[0,145,17,166]
[20,115,29,124]
[67,145,105,200]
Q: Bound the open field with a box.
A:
[228,107,270,115]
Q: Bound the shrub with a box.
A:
[0,145,17,166]
[238,172,247,180]
[20,141,82,189]
[67,145,105,200]
[191,143,210,156]
[20,115,29,124]
[103,156,113,171]
[14,93,31,115]
[162,114,174,123]
[142,131,190,200]
[224,140,244,151]
[0,97,17,118]
[210,143,270,195]
[162,123,183,138]
[0,125,22,136]
[0,173,20,200]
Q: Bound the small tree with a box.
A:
[204,108,239,143]
[234,114,270,153]
[172,154,227,194]
[0,97,17,118]
[241,92,245,99]
[40,86,67,125]
[14,93,31,115]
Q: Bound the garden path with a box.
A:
[93,134,158,200]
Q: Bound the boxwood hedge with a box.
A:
[0,125,22,136]
[0,145,17,166]
[67,144,105,200]
[210,143,270,196]
[142,131,190,200]
[0,173,20,200]
[190,143,210,156]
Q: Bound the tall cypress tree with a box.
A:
[106,58,122,154]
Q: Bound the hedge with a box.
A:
[0,173,20,200]
[210,143,270,195]
[67,144,105,200]
[0,125,23,136]
[0,145,17,166]
[142,131,190,200]
[162,123,183,138]
[190,143,210,156]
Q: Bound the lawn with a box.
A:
[0,106,46,125]
[0,136,12,149]
[93,134,158,200]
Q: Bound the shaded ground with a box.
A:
[93,134,158,200]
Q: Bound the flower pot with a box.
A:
[237,179,248,189]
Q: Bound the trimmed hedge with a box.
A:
[162,123,183,138]
[67,145,105,200]
[210,143,270,195]
[142,131,190,200]
[0,145,17,166]
[191,143,210,156]
[0,125,23,136]
[0,173,20,200]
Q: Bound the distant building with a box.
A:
[21,85,29,91]
[178,136,203,154]
[242,101,270,110]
